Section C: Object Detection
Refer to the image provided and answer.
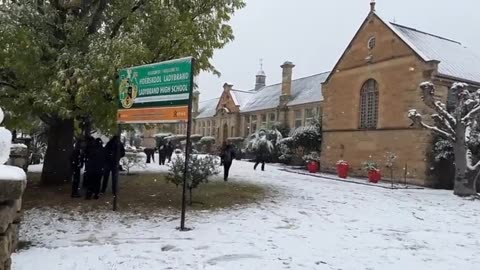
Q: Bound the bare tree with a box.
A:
[409,82,480,196]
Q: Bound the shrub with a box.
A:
[120,152,147,175]
[199,136,216,154]
[166,154,220,205]
[303,151,321,163]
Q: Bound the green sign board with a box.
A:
[117,57,194,123]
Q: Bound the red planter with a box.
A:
[337,163,349,179]
[368,169,381,183]
[307,161,319,173]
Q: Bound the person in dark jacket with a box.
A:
[144,148,155,163]
[220,141,236,181]
[101,135,125,195]
[166,141,174,163]
[254,138,270,171]
[85,138,105,199]
[71,139,84,198]
[82,136,95,190]
[159,143,167,165]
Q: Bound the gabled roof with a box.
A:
[241,72,329,113]
[325,12,480,85]
[386,22,480,84]
[231,89,254,110]
[196,98,220,119]
[196,72,327,118]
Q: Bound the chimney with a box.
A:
[223,83,233,92]
[281,61,295,97]
[370,0,376,13]
[255,59,266,90]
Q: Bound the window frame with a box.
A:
[359,79,379,129]
[367,36,376,50]
[304,108,315,125]
[294,109,303,128]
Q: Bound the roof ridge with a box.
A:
[231,89,254,94]
[390,22,462,45]
[253,71,331,91]
[294,71,331,81]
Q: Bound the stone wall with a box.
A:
[0,170,26,270]
[320,12,444,185]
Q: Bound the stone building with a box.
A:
[183,62,326,142]
[320,2,480,186]
[141,1,480,188]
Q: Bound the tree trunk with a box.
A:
[189,187,193,206]
[41,118,74,185]
[453,122,477,196]
[453,170,478,196]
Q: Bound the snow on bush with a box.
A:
[290,125,321,152]
[278,138,294,163]
[120,152,147,175]
[246,130,274,155]
[303,151,321,162]
[166,154,219,204]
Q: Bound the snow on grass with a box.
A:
[15,160,480,269]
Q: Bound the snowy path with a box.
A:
[14,161,480,270]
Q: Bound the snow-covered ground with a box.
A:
[14,160,480,270]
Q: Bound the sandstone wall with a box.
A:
[0,170,26,270]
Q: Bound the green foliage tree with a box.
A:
[0,0,245,184]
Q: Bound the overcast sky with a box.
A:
[196,0,480,101]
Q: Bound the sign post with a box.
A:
[116,57,194,230]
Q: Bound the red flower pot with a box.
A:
[368,169,381,183]
[337,163,349,179]
[307,161,319,173]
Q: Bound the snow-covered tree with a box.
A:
[409,82,480,196]
[166,154,219,205]
[289,117,322,156]
[246,129,276,159]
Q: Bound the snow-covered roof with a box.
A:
[196,98,220,119]
[381,19,480,84]
[153,133,172,138]
[231,90,254,110]
[241,72,329,112]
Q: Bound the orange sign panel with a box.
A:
[117,106,188,124]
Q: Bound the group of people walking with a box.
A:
[71,135,125,199]
[219,141,268,182]
[71,135,267,197]
[158,141,174,165]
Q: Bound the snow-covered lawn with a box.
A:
[14,160,480,270]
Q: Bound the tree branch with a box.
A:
[39,114,55,126]
[432,114,455,136]
[87,0,107,35]
[110,0,146,39]
[0,80,17,90]
[420,82,457,126]
[462,105,480,122]
[408,110,455,141]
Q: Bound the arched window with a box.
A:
[360,79,379,129]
